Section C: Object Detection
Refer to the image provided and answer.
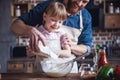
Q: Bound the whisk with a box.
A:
[53,53,86,71]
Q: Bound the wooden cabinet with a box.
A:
[104,14,120,29]
[10,0,47,45]
[11,3,33,17]
[7,58,36,73]
[11,0,46,21]
[103,0,120,29]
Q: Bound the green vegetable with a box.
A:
[95,66,114,80]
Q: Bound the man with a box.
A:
[10,0,92,57]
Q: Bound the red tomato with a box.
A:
[114,65,120,79]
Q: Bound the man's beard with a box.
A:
[66,0,80,14]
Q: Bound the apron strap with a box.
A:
[79,11,83,32]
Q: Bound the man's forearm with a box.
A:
[70,44,88,55]
[10,19,32,36]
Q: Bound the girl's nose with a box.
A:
[54,22,59,26]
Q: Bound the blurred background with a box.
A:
[0,0,120,73]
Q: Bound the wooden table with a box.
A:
[1,73,84,80]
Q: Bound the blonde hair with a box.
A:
[44,1,67,21]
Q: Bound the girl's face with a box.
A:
[43,13,63,32]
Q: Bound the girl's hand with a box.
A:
[60,33,72,48]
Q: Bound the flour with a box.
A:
[34,41,58,59]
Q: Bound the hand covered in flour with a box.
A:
[60,33,72,49]
[26,46,48,58]
[26,41,58,59]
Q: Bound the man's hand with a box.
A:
[28,27,46,52]
[26,46,48,59]
[26,46,36,57]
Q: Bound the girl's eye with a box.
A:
[51,18,63,23]
[83,1,88,3]
[51,19,56,22]
[82,0,89,4]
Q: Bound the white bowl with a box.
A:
[40,58,74,77]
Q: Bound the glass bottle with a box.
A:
[93,44,100,72]
[98,47,109,69]
[115,7,120,13]
[109,3,114,14]
[15,5,21,16]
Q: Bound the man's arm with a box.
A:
[10,0,52,52]
[59,44,71,58]
[10,19,32,36]
[73,9,92,56]
[60,33,91,56]
[10,19,46,52]
[70,44,88,55]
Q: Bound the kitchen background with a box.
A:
[0,0,120,73]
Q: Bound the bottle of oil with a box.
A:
[98,47,109,69]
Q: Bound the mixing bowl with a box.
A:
[37,53,86,77]
[40,58,74,77]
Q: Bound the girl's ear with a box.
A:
[43,12,47,20]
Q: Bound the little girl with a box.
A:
[37,1,71,58]
[35,1,78,73]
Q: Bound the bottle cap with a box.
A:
[17,5,20,9]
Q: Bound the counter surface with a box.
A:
[1,73,84,80]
